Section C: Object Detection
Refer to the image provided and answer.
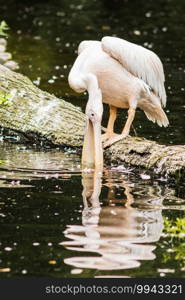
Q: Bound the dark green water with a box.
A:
[0,0,185,278]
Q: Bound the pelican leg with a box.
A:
[103,108,136,148]
[121,107,136,136]
[102,105,117,142]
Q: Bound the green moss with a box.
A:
[0,93,12,106]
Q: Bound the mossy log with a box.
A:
[104,137,185,180]
[0,64,85,147]
[0,64,185,181]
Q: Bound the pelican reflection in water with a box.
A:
[68,36,169,169]
[62,171,164,272]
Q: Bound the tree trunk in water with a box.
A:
[0,64,185,182]
[104,137,185,181]
[0,64,85,147]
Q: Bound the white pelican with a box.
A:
[68,36,169,169]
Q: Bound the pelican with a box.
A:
[68,36,169,169]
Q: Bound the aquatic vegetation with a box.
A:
[161,217,185,272]
[162,239,185,271]
[164,217,185,237]
[0,21,9,37]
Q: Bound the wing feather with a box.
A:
[101,36,166,107]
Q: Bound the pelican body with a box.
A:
[68,36,169,169]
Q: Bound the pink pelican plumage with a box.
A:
[68,36,169,170]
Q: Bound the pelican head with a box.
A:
[82,76,103,171]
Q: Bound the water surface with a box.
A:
[0,143,184,277]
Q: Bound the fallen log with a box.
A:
[0,64,85,147]
[0,64,185,181]
[104,137,185,180]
